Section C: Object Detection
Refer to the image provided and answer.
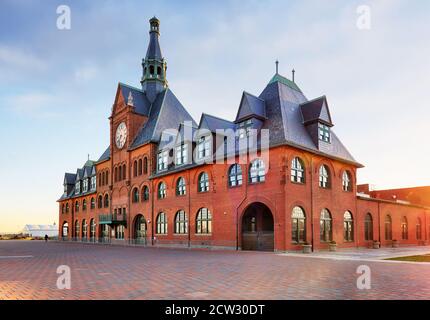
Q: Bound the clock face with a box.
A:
[115,122,127,149]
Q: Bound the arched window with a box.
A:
[132,188,139,203]
[90,197,95,209]
[228,164,243,187]
[66,203,69,213]
[102,172,105,185]
[98,195,103,209]
[104,194,109,208]
[320,209,332,242]
[344,211,354,242]
[122,164,126,180]
[342,171,352,192]
[176,177,186,196]
[156,212,167,234]
[106,171,109,185]
[118,166,122,181]
[115,167,118,182]
[416,218,422,240]
[249,159,265,183]
[196,208,212,234]
[62,222,68,237]
[401,216,408,240]
[319,165,330,188]
[82,199,87,211]
[133,161,138,177]
[138,159,143,175]
[75,200,79,212]
[82,219,87,239]
[364,213,373,241]
[157,66,161,76]
[198,172,209,192]
[149,65,154,75]
[90,219,96,239]
[291,157,305,183]
[142,185,149,201]
[143,157,148,174]
[61,204,65,214]
[74,220,80,238]
[385,215,392,240]
[291,207,306,243]
[158,182,167,199]
[174,210,188,234]
[99,173,102,185]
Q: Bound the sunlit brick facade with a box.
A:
[58,18,430,252]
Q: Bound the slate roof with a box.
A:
[235,92,267,122]
[200,113,236,133]
[300,96,332,126]
[130,88,197,149]
[119,83,151,115]
[97,147,110,163]
[64,173,76,185]
[259,75,360,166]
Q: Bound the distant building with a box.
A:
[22,225,58,238]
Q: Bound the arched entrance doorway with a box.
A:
[62,222,68,240]
[241,202,274,251]
[134,214,147,245]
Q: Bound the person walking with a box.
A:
[44,234,48,242]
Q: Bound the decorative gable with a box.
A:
[235,92,266,123]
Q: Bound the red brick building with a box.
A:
[58,18,430,252]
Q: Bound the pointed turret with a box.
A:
[141,17,168,103]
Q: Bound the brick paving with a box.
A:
[0,240,430,300]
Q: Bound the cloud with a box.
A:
[74,65,98,83]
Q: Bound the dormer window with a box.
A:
[90,176,97,191]
[238,119,253,139]
[197,136,211,159]
[75,181,81,194]
[175,143,188,166]
[318,123,331,143]
[157,150,169,172]
[82,179,88,193]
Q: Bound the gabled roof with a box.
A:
[300,96,332,126]
[259,76,360,166]
[97,147,110,163]
[64,173,76,185]
[235,92,266,122]
[76,168,83,180]
[200,113,236,134]
[174,121,198,145]
[119,83,151,116]
[130,88,197,149]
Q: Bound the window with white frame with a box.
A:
[238,119,253,139]
[197,136,211,159]
[90,176,97,191]
[82,179,88,193]
[175,143,188,166]
[318,123,331,143]
[249,159,266,183]
[75,181,81,194]
[157,150,169,171]
[291,157,305,184]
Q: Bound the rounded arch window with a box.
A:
[198,172,209,192]
[320,209,332,242]
[291,207,306,243]
[291,157,305,183]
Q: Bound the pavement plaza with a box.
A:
[0,241,429,300]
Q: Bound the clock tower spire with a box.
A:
[141,17,168,103]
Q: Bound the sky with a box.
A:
[0,0,429,233]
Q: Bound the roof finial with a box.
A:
[275,60,279,74]
[292,69,295,83]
